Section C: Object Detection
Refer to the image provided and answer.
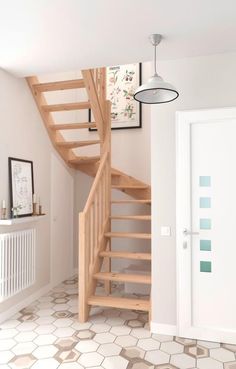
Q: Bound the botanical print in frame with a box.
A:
[9,157,34,217]
[89,63,142,130]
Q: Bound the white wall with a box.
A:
[0,69,74,315]
[151,52,236,328]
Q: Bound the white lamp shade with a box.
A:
[134,75,179,104]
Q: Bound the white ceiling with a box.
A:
[1,0,236,77]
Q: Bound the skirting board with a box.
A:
[0,283,52,324]
[151,322,177,336]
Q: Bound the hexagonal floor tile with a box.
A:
[90,323,110,333]
[127,359,154,369]
[170,353,195,369]
[152,334,173,343]
[127,320,144,328]
[120,311,138,320]
[174,337,196,346]
[33,345,58,359]
[0,350,14,364]
[54,327,75,338]
[75,339,99,353]
[210,347,235,362]
[155,365,178,369]
[121,347,145,360]
[94,332,115,344]
[55,337,78,351]
[197,340,220,349]
[34,334,57,346]
[222,344,236,353]
[197,357,223,369]
[73,329,95,340]
[184,344,208,358]
[30,357,60,369]
[0,338,16,351]
[35,324,56,335]
[55,348,79,363]
[97,343,121,357]
[15,331,37,343]
[9,354,36,368]
[110,326,131,336]
[131,328,151,339]
[78,352,104,367]
[0,329,18,339]
[52,311,72,319]
[115,335,138,348]
[103,355,129,369]
[161,341,184,355]
[224,362,236,369]
[145,350,170,365]
[59,363,84,369]
[12,342,37,355]
[138,338,160,351]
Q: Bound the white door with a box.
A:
[176,107,236,344]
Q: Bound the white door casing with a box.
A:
[176,107,236,344]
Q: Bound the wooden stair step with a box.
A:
[50,122,96,130]
[42,101,91,112]
[88,296,150,312]
[105,232,151,240]
[94,272,151,284]
[68,156,100,165]
[100,251,151,261]
[110,215,151,221]
[33,79,85,92]
[112,185,148,190]
[111,199,151,204]
[56,140,100,149]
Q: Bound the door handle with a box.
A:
[183,228,199,236]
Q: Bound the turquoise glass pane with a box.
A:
[199,197,211,208]
[200,261,212,273]
[199,176,211,187]
[200,240,211,251]
[200,218,211,230]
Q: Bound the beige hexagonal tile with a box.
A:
[138,338,160,351]
[224,362,236,369]
[55,337,78,351]
[127,360,155,369]
[55,348,79,363]
[145,350,170,365]
[210,348,235,362]
[94,332,115,344]
[121,346,145,360]
[184,344,208,358]
[110,326,131,336]
[131,328,151,339]
[75,339,99,353]
[9,354,36,368]
[170,353,195,369]
[90,323,110,333]
[115,335,138,348]
[161,341,184,354]
[174,337,196,346]
[73,329,95,340]
[97,343,121,357]
[197,357,223,369]
[127,320,144,328]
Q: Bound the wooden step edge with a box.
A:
[105,232,151,240]
[50,122,96,130]
[112,185,148,190]
[111,200,151,204]
[56,140,100,148]
[110,215,151,221]
[99,251,151,261]
[94,272,151,284]
[42,101,91,112]
[68,156,100,164]
[88,296,150,312]
[33,79,85,92]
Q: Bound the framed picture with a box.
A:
[9,157,34,217]
[89,63,142,130]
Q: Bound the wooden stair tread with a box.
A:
[88,296,150,311]
[110,215,151,221]
[105,232,151,239]
[56,140,100,148]
[100,251,151,261]
[42,101,91,112]
[68,156,100,164]
[112,185,148,190]
[50,122,96,130]
[33,79,85,92]
[94,272,151,284]
[111,199,151,204]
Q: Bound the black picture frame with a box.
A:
[8,157,34,218]
[89,63,142,131]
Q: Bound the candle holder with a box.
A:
[39,204,42,215]
[1,207,7,220]
[33,203,37,216]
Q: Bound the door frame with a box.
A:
[176,107,236,344]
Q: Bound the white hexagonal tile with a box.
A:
[0,350,14,364]
[33,345,59,359]
[54,327,75,338]
[35,317,56,325]
[37,309,54,317]
[58,364,84,369]
[38,296,53,303]
[90,323,110,333]
[210,348,235,362]
[31,358,60,369]
[97,343,121,357]
[0,329,18,339]
[0,339,16,351]
[131,328,151,339]
[197,340,220,349]
[53,304,69,312]
[89,315,106,324]
[75,340,99,353]
[103,355,128,369]
[110,326,131,336]
[161,341,184,354]
[16,322,37,332]
[152,333,173,342]
[34,334,57,346]
[197,357,223,369]
[94,332,115,344]
[115,335,137,348]
[35,325,56,335]
[170,353,196,369]
[14,331,37,343]
[145,349,170,365]
[138,338,160,351]
[53,319,73,328]
[71,322,92,331]
[0,320,21,329]
[106,317,125,326]
[12,342,37,355]
[78,352,104,367]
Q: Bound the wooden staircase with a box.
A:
[27,68,151,322]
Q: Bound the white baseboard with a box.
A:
[0,283,52,324]
[151,322,177,336]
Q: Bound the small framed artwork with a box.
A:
[89,63,142,130]
[9,157,34,217]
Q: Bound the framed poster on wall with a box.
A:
[89,63,142,130]
[9,157,34,217]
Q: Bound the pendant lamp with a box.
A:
[134,34,179,104]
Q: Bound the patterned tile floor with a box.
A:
[0,276,236,369]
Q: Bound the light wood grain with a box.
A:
[33,79,85,92]
[42,101,91,112]
[50,122,96,130]
[94,272,151,284]
[105,232,151,240]
[88,296,150,311]
[99,251,151,260]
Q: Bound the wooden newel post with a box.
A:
[79,212,89,322]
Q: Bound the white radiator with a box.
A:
[0,229,35,302]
